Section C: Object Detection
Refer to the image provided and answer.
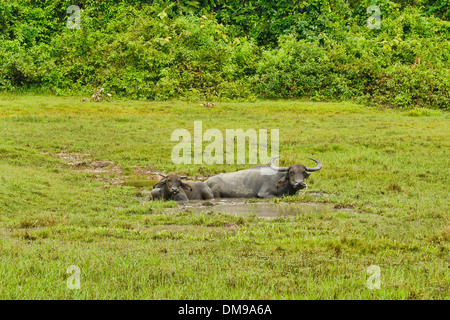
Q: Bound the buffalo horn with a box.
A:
[268,156,289,172]
[305,158,322,172]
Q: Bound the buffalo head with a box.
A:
[154,173,192,196]
[268,156,322,190]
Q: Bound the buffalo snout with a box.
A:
[294,181,307,189]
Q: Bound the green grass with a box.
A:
[0,94,448,299]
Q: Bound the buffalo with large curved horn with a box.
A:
[206,156,323,198]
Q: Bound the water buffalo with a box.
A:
[205,156,322,198]
[151,173,214,201]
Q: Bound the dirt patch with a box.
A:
[46,151,123,175]
[44,151,163,186]
[43,151,91,166]
[91,161,115,169]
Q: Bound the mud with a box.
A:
[165,198,336,218]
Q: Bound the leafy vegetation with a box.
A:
[0,95,448,299]
[0,1,448,108]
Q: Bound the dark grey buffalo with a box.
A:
[205,156,322,198]
[151,173,214,201]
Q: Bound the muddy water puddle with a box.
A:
[165,199,336,218]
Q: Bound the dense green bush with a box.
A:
[253,8,449,109]
[0,0,448,108]
[41,6,259,100]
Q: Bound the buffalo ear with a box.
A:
[153,180,165,189]
[180,181,193,191]
[276,177,288,188]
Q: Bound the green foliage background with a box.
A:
[0,0,449,108]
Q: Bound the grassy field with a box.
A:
[0,94,448,299]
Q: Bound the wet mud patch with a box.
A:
[165,198,339,218]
